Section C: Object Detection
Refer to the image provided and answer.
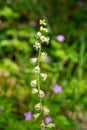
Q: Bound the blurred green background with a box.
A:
[0,0,87,130]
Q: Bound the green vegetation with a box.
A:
[0,0,87,130]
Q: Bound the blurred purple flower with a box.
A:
[24,111,32,121]
[45,58,51,63]
[0,20,2,25]
[45,117,52,124]
[52,84,62,94]
[78,0,83,6]
[56,35,65,42]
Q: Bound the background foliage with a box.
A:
[0,0,87,130]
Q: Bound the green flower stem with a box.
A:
[37,47,46,130]
[37,47,43,113]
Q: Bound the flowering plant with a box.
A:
[30,19,55,129]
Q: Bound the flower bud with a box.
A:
[32,88,38,94]
[40,121,46,130]
[41,52,47,61]
[40,19,46,26]
[33,42,41,50]
[34,66,40,73]
[40,26,48,33]
[39,90,45,98]
[40,36,49,44]
[43,106,50,116]
[33,113,40,120]
[36,31,42,38]
[34,103,41,110]
[41,73,47,81]
[47,123,55,128]
[30,58,37,64]
[30,80,37,87]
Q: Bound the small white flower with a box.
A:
[44,37,49,44]
[40,35,46,43]
[43,106,50,116]
[41,73,47,81]
[40,26,43,31]
[40,26,48,33]
[32,88,38,94]
[47,123,55,128]
[33,113,40,120]
[40,19,46,26]
[36,31,42,38]
[30,80,37,87]
[43,28,48,33]
[40,36,49,44]
[35,103,41,110]
[30,58,37,64]
[34,66,40,73]
[33,42,41,50]
[39,90,45,98]
[40,121,46,130]
[41,52,47,61]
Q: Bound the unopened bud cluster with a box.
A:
[30,19,55,129]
